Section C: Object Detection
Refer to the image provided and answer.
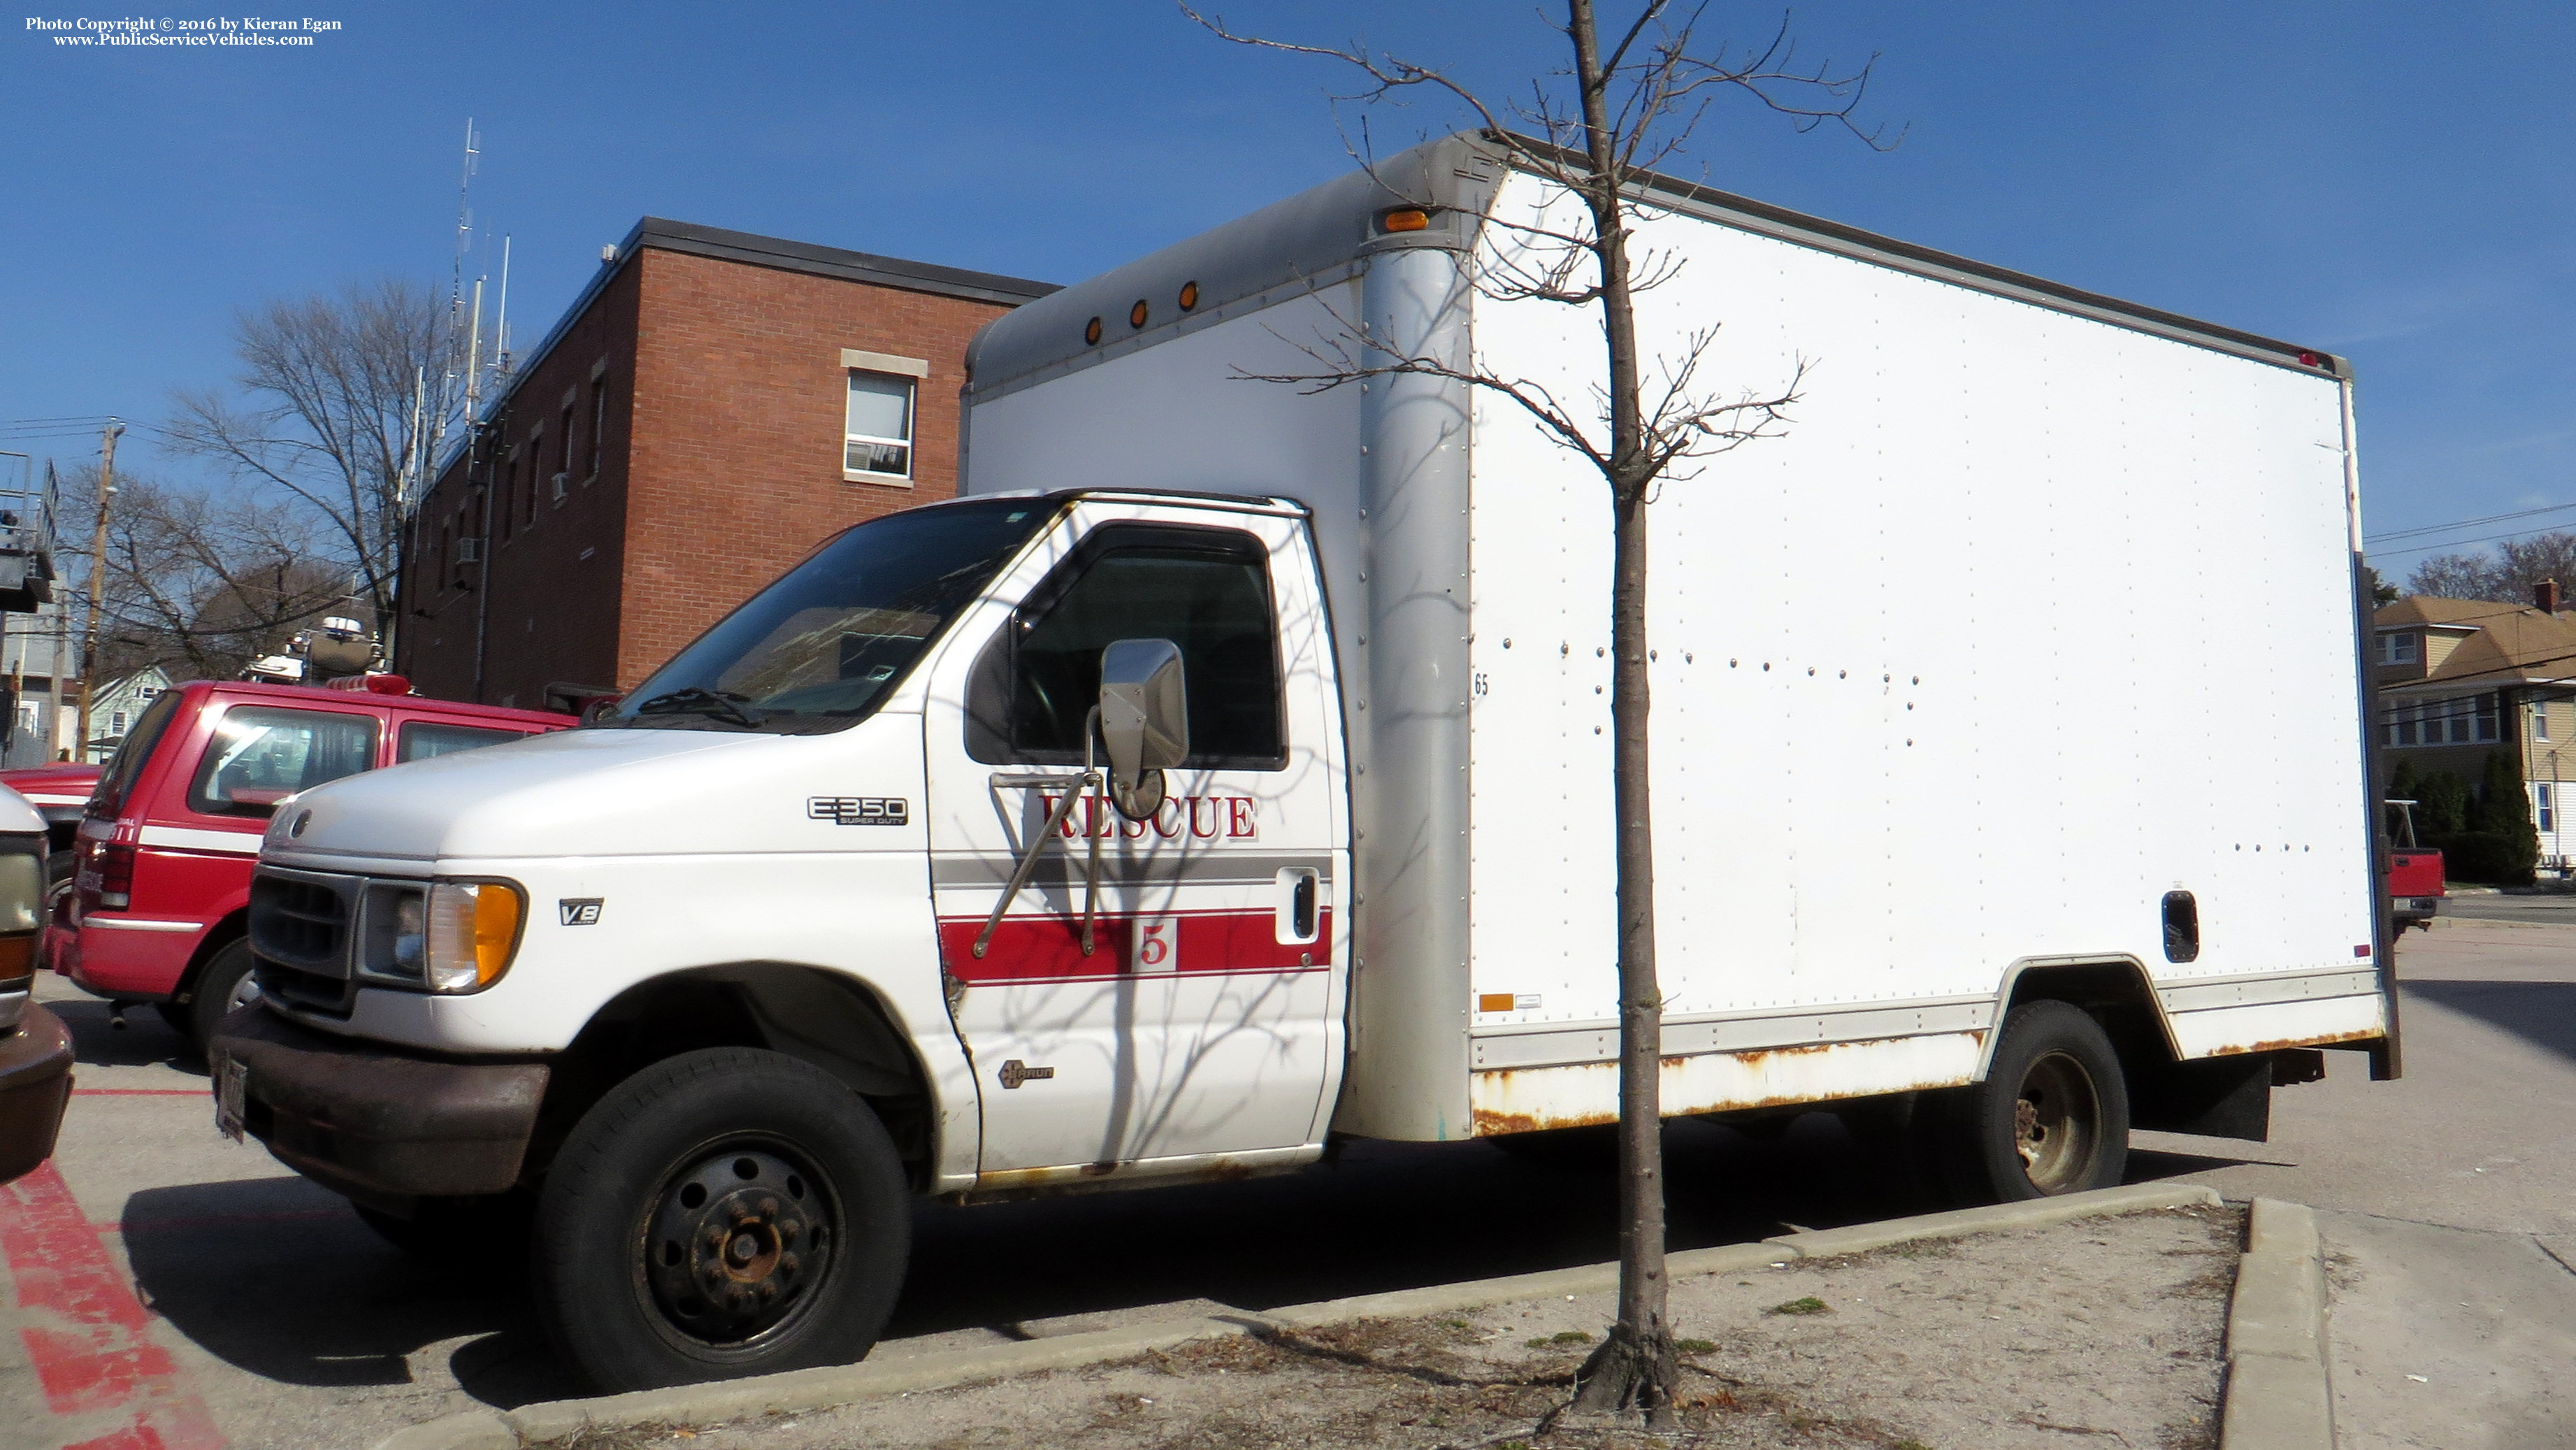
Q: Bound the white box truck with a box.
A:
[212,134,2391,1391]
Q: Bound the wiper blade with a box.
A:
[630,687,764,728]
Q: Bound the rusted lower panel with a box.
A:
[1468,1031,1985,1137]
[2166,993,2387,1061]
[954,1144,1318,1204]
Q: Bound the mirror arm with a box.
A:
[1080,706,1103,959]
[973,766,1102,961]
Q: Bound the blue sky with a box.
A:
[3,1,2568,573]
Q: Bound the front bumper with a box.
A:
[209,1003,549,1202]
[0,1004,74,1183]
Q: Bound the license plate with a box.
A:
[215,1059,247,1142]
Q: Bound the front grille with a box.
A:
[248,868,358,1017]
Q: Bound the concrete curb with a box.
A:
[2219,1198,2335,1450]
[368,1180,2226,1449]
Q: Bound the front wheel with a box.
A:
[531,1047,912,1393]
[1934,1000,2129,1203]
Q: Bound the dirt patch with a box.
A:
[580,1205,2240,1450]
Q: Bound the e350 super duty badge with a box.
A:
[809,796,909,826]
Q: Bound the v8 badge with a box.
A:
[559,898,603,926]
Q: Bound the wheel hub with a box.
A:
[2011,1050,2099,1194]
[642,1147,833,1344]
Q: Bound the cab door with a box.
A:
[921,501,1345,1175]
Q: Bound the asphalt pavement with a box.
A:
[4,924,2574,1449]
[2435,889,2576,925]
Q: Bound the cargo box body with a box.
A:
[962,135,2387,1142]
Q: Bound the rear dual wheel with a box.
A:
[531,1047,912,1393]
[1932,1000,2129,1203]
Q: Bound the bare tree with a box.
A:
[57,464,352,685]
[2403,532,2576,606]
[1184,0,1892,1423]
[161,277,458,638]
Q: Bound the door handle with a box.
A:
[1274,866,1320,945]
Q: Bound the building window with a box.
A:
[2377,632,2420,666]
[2538,705,2553,742]
[502,447,521,539]
[108,710,128,737]
[588,376,607,480]
[2536,782,2557,835]
[844,371,915,481]
[557,401,577,500]
[525,429,545,520]
[2383,694,2502,747]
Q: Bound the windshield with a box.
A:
[604,498,1052,733]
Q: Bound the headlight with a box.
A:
[362,879,521,993]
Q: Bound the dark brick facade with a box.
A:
[395,220,1053,709]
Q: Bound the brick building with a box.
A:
[395,218,1056,708]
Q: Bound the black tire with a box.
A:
[531,1047,912,1393]
[186,940,261,1047]
[1935,1000,2129,1204]
[355,1193,535,1265]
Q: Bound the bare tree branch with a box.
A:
[1179,0,1894,1423]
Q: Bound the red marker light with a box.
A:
[2297,351,2321,367]
[364,673,412,696]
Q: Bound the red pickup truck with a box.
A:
[2385,799,2444,931]
[27,678,569,1045]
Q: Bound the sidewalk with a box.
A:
[2320,1207,2576,1450]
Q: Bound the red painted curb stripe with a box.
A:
[0,1162,225,1448]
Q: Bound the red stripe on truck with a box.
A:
[940,907,1330,984]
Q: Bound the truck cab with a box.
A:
[219,489,1342,1388]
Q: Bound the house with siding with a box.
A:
[2374,587,2576,865]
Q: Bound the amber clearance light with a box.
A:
[1178,280,1200,312]
[424,880,525,993]
[1084,316,1104,346]
[1380,208,1432,233]
[1129,299,1151,329]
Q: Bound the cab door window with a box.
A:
[188,708,380,817]
[969,524,1284,769]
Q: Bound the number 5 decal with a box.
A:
[1132,917,1179,973]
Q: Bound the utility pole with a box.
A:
[75,419,122,762]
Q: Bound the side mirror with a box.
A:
[1098,638,1188,820]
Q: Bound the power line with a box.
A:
[2368,522,2576,564]
[2365,500,2576,546]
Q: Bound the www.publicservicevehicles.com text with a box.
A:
[25,16,339,45]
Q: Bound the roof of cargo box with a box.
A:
[965,131,2345,399]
